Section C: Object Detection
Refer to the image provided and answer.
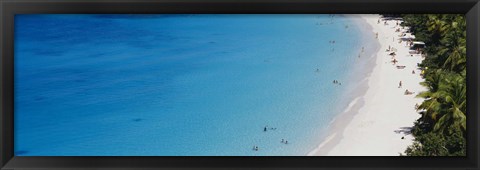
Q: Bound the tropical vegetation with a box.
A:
[400,14,467,156]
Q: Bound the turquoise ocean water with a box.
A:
[14,14,376,156]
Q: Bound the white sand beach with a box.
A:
[309,14,427,156]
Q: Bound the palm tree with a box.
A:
[441,43,466,72]
[427,15,448,34]
[433,75,466,134]
[402,14,467,156]
[441,16,467,72]
[426,15,450,46]
[417,71,466,135]
[417,70,444,127]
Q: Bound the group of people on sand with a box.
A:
[386,40,402,66]
[386,45,396,53]
[398,80,416,96]
[399,81,416,95]
[388,50,399,65]
[380,18,418,96]
[406,39,414,47]
[381,17,422,141]
[378,18,400,26]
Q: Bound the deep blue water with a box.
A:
[14,14,373,156]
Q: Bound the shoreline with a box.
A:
[308,14,426,156]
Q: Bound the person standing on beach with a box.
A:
[399,81,402,88]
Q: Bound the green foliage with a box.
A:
[401,14,467,156]
[402,14,466,72]
[404,130,465,156]
[405,132,448,156]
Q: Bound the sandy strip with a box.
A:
[309,14,426,156]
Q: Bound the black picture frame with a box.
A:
[1,0,479,169]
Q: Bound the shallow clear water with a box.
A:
[14,14,371,156]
